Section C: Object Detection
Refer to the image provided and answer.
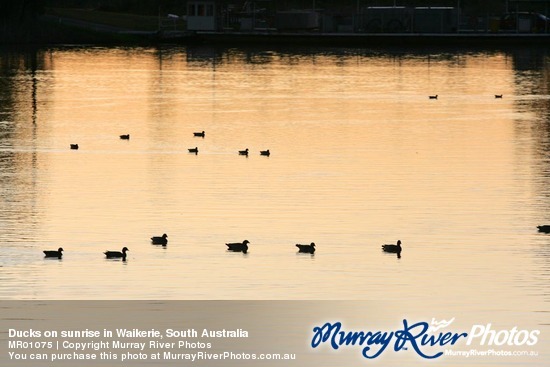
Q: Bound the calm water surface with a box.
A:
[0,46,549,315]
[1,45,549,365]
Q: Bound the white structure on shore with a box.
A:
[187,1,217,31]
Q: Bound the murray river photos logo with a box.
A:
[310,318,540,359]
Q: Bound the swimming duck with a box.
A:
[382,240,402,253]
[188,147,198,154]
[194,131,205,137]
[43,247,63,259]
[70,144,79,150]
[260,150,270,156]
[494,94,503,99]
[151,233,168,245]
[296,242,315,254]
[429,95,438,99]
[238,148,249,156]
[104,247,129,260]
[226,240,249,254]
[119,134,130,140]
[537,225,550,233]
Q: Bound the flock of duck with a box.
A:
[189,131,268,156]
[42,237,403,260]
[70,130,270,157]
[63,112,548,263]
[43,223,550,261]
[63,130,276,261]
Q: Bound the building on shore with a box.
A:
[184,0,550,34]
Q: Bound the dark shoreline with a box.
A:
[195,31,550,48]
[3,15,550,49]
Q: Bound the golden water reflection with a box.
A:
[0,47,548,318]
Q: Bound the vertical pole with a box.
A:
[516,2,519,33]
[457,0,460,32]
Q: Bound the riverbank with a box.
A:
[195,30,550,47]
[3,7,550,48]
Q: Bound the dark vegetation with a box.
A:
[0,0,187,43]
[0,1,46,43]
[48,0,187,15]
[47,8,163,31]
[40,0,547,16]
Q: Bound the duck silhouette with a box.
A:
[70,144,79,150]
[151,233,168,245]
[382,240,402,253]
[43,247,63,259]
[537,225,550,233]
[194,131,205,137]
[238,148,249,156]
[226,240,249,254]
[494,94,503,99]
[119,134,130,140]
[429,95,438,99]
[104,247,129,260]
[188,147,198,154]
[296,242,315,254]
[260,150,270,156]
